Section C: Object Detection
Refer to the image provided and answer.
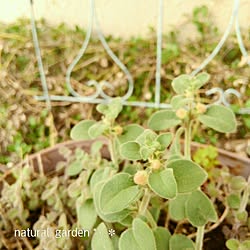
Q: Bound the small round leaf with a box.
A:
[169,234,195,250]
[167,159,207,193]
[169,193,190,220]
[148,110,181,131]
[70,120,95,140]
[198,105,237,133]
[148,168,177,199]
[100,173,141,214]
[186,190,218,227]
[91,223,114,250]
[120,142,142,160]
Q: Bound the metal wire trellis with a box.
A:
[30,0,250,114]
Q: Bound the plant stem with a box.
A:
[184,121,192,160]
[145,210,157,229]
[238,177,250,213]
[139,188,151,216]
[108,136,118,169]
[195,225,205,250]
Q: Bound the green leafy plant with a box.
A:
[70,73,239,249]
[1,74,247,250]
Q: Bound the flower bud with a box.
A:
[150,159,161,170]
[176,108,187,119]
[196,103,207,114]
[134,171,148,186]
[113,125,123,135]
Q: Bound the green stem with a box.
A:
[238,178,250,213]
[195,225,205,250]
[108,136,118,169]
[145,210,157,229]
[184,121,192,160]
[139,188,151,216]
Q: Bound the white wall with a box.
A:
[0,0,249,38]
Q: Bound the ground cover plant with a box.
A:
[0,5,250,164]
[1,74,249,249]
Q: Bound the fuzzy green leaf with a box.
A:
[242,240,250,249]
[236,211,248,222]
[172,74,192,94]
[140,146,155,160]
[148,110,181,131]
[66,160,83,176]
[90,167,114,192]
[91,140,104,156]
[169,234,195,250]
[120,141,142,160]
[88,121,109,139]
[93,181,130,223]
[70,120,95,140]
[198,105,237,133]
[91,223,114,250]
[118,124,144,144]
[77,199,97,230]
[171,95,192,110]
[119,218,157,250]
[226,239,240,250]
[100,173,141,214]
[193,72,210,89]
[169,193,190,220]
[227,194,241,209]
[153,227,171,250]
[186,190,218,227]
[167,159,207,193]
[136,129,157,145]
[123,165,137,176]
[156,133,173,149]
[96,103,109,115]
[229,176,246,191]
[119,215,133,227]
[148,168,177,199]
[169,127,183,157]
[119,229,140,250]
[96,98,122,120]
[132,218,157,250]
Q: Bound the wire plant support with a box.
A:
[30,0,250,114]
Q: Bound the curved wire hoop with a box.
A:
[65,0,134,102]
[31,0,249,113]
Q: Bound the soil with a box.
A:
[204,226,227,250]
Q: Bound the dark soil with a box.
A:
[204,226,227,250]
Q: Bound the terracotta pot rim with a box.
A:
[27,139,250,162]
[8,139,250,178]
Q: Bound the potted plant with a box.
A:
[0,73,249,249]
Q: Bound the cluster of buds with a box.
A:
[176,103,207,119]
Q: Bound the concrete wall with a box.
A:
[0,0,249,38]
